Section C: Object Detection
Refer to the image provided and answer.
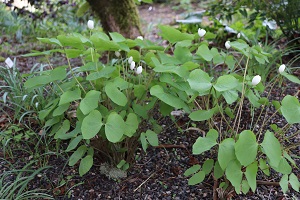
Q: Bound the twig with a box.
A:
[133,172,155,192]
[213,177,218,200]
[154,144,187,149]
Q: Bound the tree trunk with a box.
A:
[87,0,142,39]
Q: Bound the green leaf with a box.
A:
[105,112,125,143]
[222,90,238,104]
[66,135,83,152]
[261,131,282,167]
[279,174,289,194]
[259,158,270,176]
[241,180,250,194]
[184,164,201,176]
[117,160,127,169]
[289,173,300,192]
[150,85,188,110]
[214,75,238,92]
[151,57,189,78]
[230,41,249,50]
[189,109,214,121]
[158,25,194,43]
[196,44,213,61]
[202,159,214,175]
[218,138,236,170]
[225,55,236,70]
[192,129,218,155]
[53,103,69,117]
[235,130,258,166]
[76,1,90,17]
[281,95,300,124]
[69,145,87,166]
[225,159,242,194]
[80,90,101,115]
[213,161,224,179]
[273,157,292,174]
[281,72,300,84]
[127,49,141,62]
[54,120,70,139]
[140,132,148,152]
[109,32,126,42]
[57,35,84,49]
[37,37,62,47]
[245,161,258,192]
[59,87,81,105]
[81,110,103,139]
[145,130,159,146]
[79,155,93,176]
[105,83,127,106]
[87,67,116,80]
[188,171,206,185]
[174,46,192,63]
[187,69,212,93]
[124,113,139,137]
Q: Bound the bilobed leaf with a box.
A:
[174,46,192,63]
[279,174,289,194]
[158,25,194,43]
[214,75,238,92]
[245,161,258,192]
[241,180,250,194]
[53,103,69,116]
[127,49,141,62]
[66,135,83,152]
[79,155,93,176]
[235,130,258,166]
[80,90,101,115]
[289,173,300,192]
[184,164,201,176]
[150,85,188,110]
[124,113,139,137]
[259,158,270,176]
[54,120,70,139]
[189,109,214,121]
[145,130,159,146]
[261,131,282,167]
[281,95,300,124]
[105,82,127,106]
[218,138,236,170]
[188,171,206,185]
[192,129,218,155]
[87,67,116,80]
[225,159,242,194]
[273,157,292,174]
[59,87,81,105]
[213,161,224,179]
[140,132,148,152]
[196,44,213,61]
[105,112,125,143]
[281,72,300,84]
[187,69,212,93]
[81,110,103,139]
[202,159,214,175]
[230,41,249,50]
[69,145,87,166]
[109,32,126,42]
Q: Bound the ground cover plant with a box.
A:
[0,1,300,199]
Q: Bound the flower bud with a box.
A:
[252,75,261,86]
[225,41,231,49]
[135,66,143,75]
[278,64,286,74]
[128,56,133,64]
[115,51,121,57]
[87,20,94,30]
[237,33,241,38]
[198,28,206,37]
[137,36,143,40]
[130,61,135,70]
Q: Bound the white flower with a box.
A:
[137,36,143,40]
[225,41,231,49]
[35,102,39,108]
[262,19,277,30]
[252,75,261,86]
[135,66,143,75]
[5,57,13,68]
[130,61,135,70]
[278,64,286,74]
[237,33,241,38]
[128,56,133,64]
[115,51,121,57]
[87,20,94,30]
[197,28,206,37]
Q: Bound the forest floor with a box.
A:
[0,3,300,200]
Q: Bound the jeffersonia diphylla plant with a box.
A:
[144,25,300,195]
[23,20,164,176]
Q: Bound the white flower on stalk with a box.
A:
[130,61,135,70]
[5,57,13,68]
[137,36,143,40]
[278,64,286,74]
[128,56,133,64]
[237,33,241,38]
[197,28,206,37]
[225,41,231,49]
[87,20,94,30]
[35,102,39,108]
[115,51,121,57]
[135,66,143,75]
[252,75,261,86]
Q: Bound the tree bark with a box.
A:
[86,0,142,39]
